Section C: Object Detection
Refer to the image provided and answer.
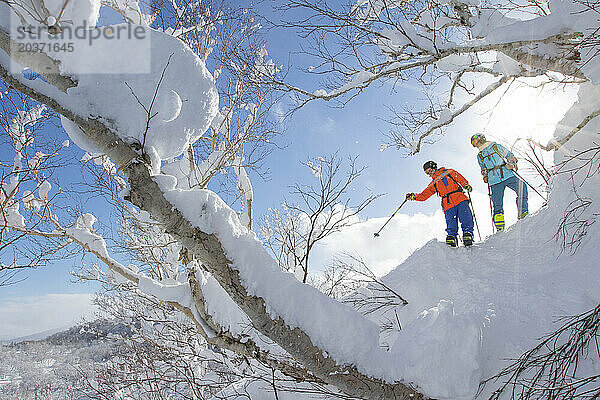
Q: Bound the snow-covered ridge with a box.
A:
[0,319,136,399]
[1,326,68,345]
[369,82,600,398]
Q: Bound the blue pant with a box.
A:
[490,175,528,216]
[444,200,474,237]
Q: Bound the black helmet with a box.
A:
[423,160,437,171]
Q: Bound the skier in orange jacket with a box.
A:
[406,161,474,247]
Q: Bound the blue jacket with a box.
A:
[477,142,515,185]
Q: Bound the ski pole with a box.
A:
[501,157,548,202]
[487,180,495,233]
[374,199,408,238]
[466,191,482,242]
[511,168,548,203]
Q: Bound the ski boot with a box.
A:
[446,235,458,247]
[463,232,473,247]
[493,213,505,231]
[518,211,528,220]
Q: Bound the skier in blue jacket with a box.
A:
[471,134,528,231]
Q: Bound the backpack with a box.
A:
[478,143,507,179]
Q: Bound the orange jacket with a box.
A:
[415,168,469,211]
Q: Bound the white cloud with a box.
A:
[311,210,446,277]
[0,293,97,339]
[318,116,336,134]
[272,100,286,125]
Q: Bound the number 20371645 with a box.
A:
[17,42,74,53]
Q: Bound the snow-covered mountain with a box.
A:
[0,319,135,400]
[1,326,72,345]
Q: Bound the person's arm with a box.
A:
[477,153,488,173]
[496,143,518,169]
[477,153,489,183]
[415,182,436,201]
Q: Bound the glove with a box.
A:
[406,193,416,201]
[464,184,473,192]
[505,156,518,170]
[483,175,488,183]
[481,168,488,177]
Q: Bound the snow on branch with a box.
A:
[6,196,316,384]
[272,0,593,154]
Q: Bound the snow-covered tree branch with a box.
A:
[267,0,596,154]
[0,81,75,286]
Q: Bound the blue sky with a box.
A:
[0,2,579,339]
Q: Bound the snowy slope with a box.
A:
[370,83,600,399]
[378,208,598,398]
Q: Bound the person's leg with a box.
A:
[457,200,474,235]
[457,200,475,245]
[490,181,507,231]
[490,181,506,215]
[506,175,529,218]
[444,206,459,246]
[445,206,458,237]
